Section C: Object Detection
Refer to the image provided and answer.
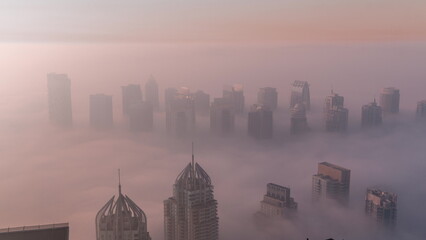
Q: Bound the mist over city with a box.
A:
[1,1,426,240]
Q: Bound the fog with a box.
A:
[1,42,426,240]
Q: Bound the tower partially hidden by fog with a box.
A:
[166,87,196,137]
[259,183,297,218]
[362,100,382,127]
[290,80,310,110]
[145,76,160,111]
[365,188,397,228]
[164,149,219,240]
[210,98,235,134]
[223,84,245,114]
[324,92,349,132]
[122,84,143,115]
[416,100,426,119]
[96,174,151,240]
[193,90,210,115]
[379,87,400,114]
[47,73,73,127]
[248,104,273,139]
[90,94,113,129]
[291,103,309,134]
[312,162,351,204]
[258,87,278,111]
[129,101,153,132]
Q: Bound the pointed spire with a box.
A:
[118,169,122,195]
[192,142,195,167]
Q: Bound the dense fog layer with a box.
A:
[1,42,426,240]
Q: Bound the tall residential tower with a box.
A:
[290,80,310,110]
[312,162,351,204]
[380,87,400,114]
[365,188,397,228]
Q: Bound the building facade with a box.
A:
[96,181,151,240]
[312,162,351,204]
[223,84,245,114]
[257,87,278,111]
[248,104,273,139]
[129,101,154,132]
[145,76,160,111]
[210,98,235,134]
[260,183,298,218]
[122,84,143,115]
[193,90,211,115]
[164,154,219,240]
[290,103,309,134]
[290,80,310,110]
[90,94,113,129]
[365,188,397,228]
[362,100,382,127]
[0,223,69,240]
[324,92,348,132]
[166,88,196,137]
[379,87,400,114]
[47,73,73,127]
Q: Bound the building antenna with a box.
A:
[118,169,122,195]
[192,142,195,167]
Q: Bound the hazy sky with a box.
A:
[1,0,426,42]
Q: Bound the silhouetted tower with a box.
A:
[90,94,113,129]
[365,188,397,229]
[165,88,178,110]
[193,90,210,115]
[291,103,309,134]
[129,101,154,132]
[122,84,143,115]
[47,73,73,127]
[164,147,219,240]
[324,92,348,132]
[145,76,160,111]
[210,98,235,134]
[166,88,196,137]
[362,99,382,127]
[96,171,151,240]
[258,87,278,111]
[379,87,400,114]
[248,104,273,139]
[223,84,245,114]
[416,100,426,120]
[290,81,310,110]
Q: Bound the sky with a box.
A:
[1,0,426,43]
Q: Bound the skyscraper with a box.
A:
[145,76,160,111]
[210,98,235,134]
[312,162,351,204]
[47,73,72,127]
[90,94,113,129]
[0,223,69,240]
[96,174,151,240]
[362,100,382,127]
[416,100,426,119]
[259,183,298,218]
[166,88,196,137]
[379,87,400,114]
[164,149,219,240]
[365,188,397,228]
[122,84,143,115]
[223,84,245,114]
[258,87,278,111]
[128,101,154,132]
[324,92,348,132]
[248,104,273,139]
[193,90,210,114]
[290,80,310,110]
[290,103,309,134]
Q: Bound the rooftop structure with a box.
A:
[312,162,351,204]
[0,223,69,240]
[259,183,298,218]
